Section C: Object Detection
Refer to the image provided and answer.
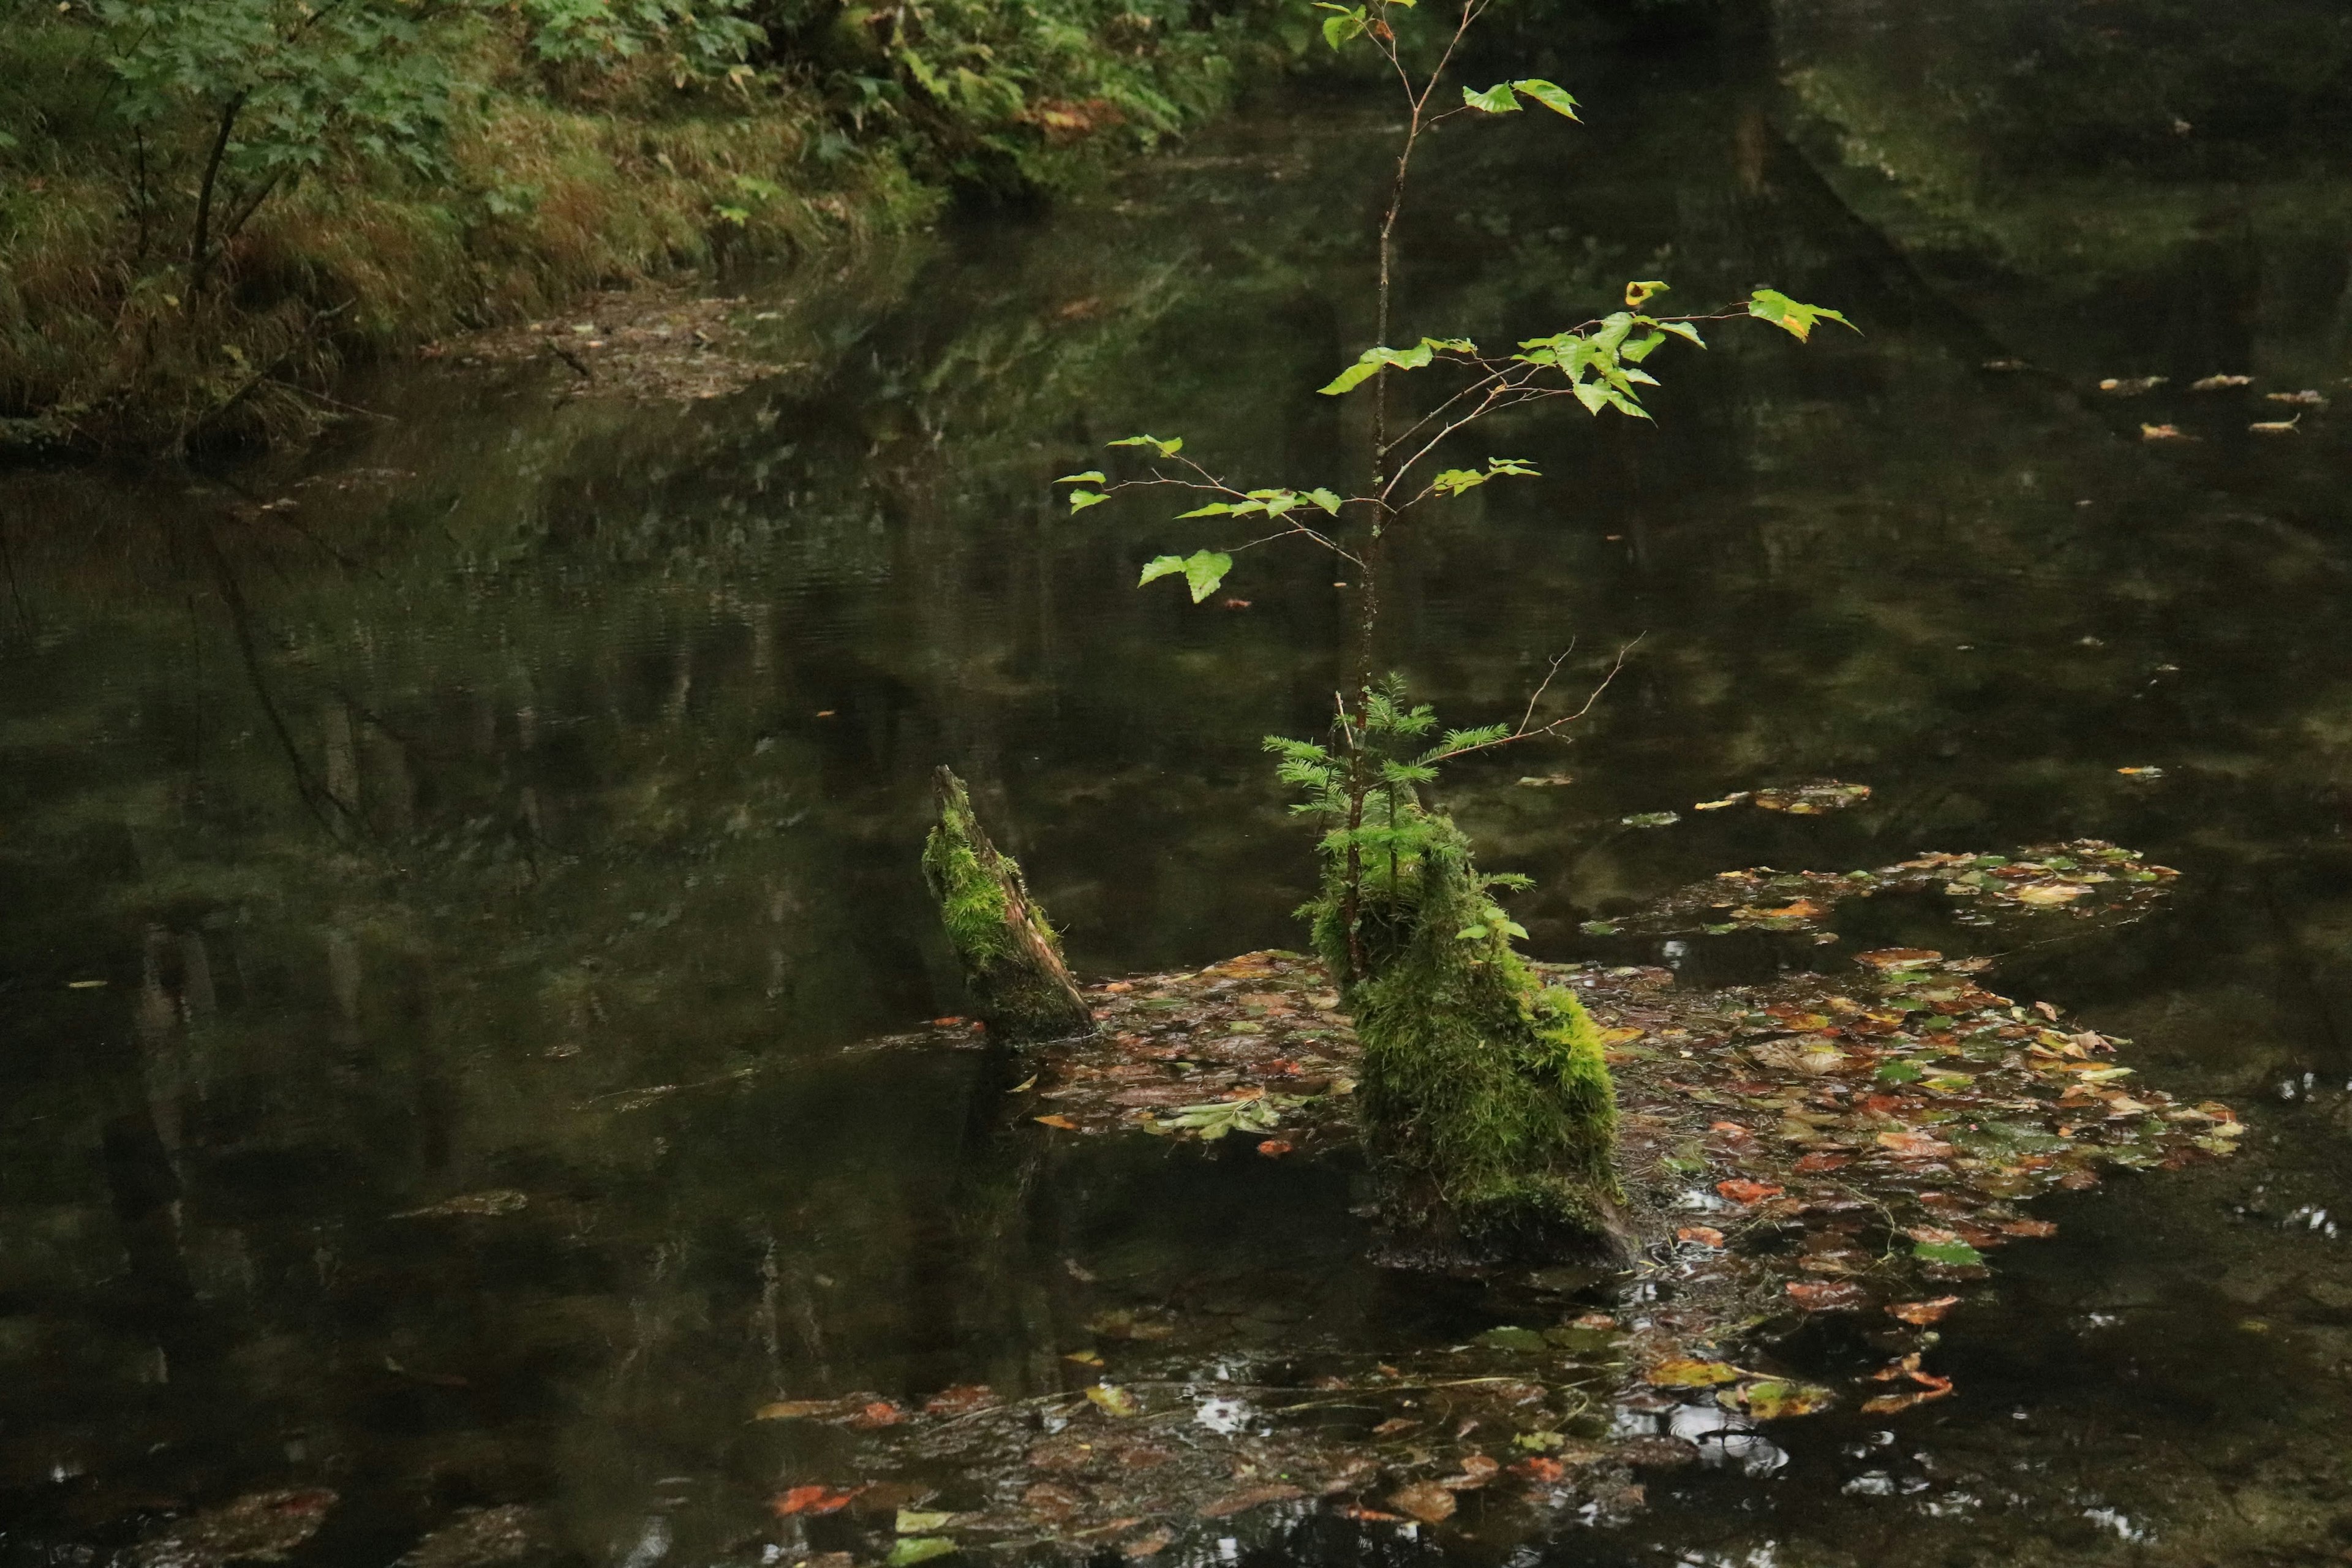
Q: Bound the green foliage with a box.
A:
[1137,549,1232,601]
[1747,286,1858,343]
[520,0,763,83]
[1268,677,1532,996]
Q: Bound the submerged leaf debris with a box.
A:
[785,845,2234,1560]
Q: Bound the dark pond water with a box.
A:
[9,1,2352,1564]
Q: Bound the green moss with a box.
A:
[922,769,1091,1040]
[1351,827,1621,1245]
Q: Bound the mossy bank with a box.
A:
[0,0,1303,456]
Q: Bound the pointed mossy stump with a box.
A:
[922,766,1095,1043]
[1322,823,1627,1256]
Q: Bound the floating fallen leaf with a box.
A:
[1441,1455,1500,1490]
[1913,1237,1986,1268]
[1370,1415,1419,1436]
[1516,774,1576,788]
[1887,1295,1961,1325]
[393,1190,528,1219]
[2140,423,2189,441]
[897,1511,958,1534]
[1034,1114,1080,1130]
[1198,1484,1302,1518]
[1121,1528,1175,1557]
[1792,1151,1850,1174]
[773,1486,863,1517]
[1622,811,1681,828]
[1085,1383,1141,1417]
[1694,792,1751,810]
[1008,1074,1038,1092]
[2251,417,2302,434]
[1085,1310,1173,1342]
[2010,882,2090,907]
[850,1400,907,1428]
[2102,375,2167,394]
[1723,1379,1836,1419]
[1647,1357,1741,1388]
[1716,1178,1783,1205]
[1386,1482,1457,1524]
[1784,1280,1866,1311]
[1676,1226,1726,1248]
[67,979,107,989]
[1997,1218,2058,1238]
[2117,766,2164,779]
[754,1398,852,1421]
[2190,373,2252,390]
[2267,389,2326,405]
[1064,1349,1104,1367]
[1330,1506,1403,1523]
[923,1384,994,1416]
[1875,1129,1955,1159]
[1754,782,1870,813]
[1510,1456,1567,1483]
[1256,1139,1294,1157]
[1855,948,1943,969]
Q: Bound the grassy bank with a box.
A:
[0,0,1303,456]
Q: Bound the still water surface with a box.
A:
[8,2,2352,1564]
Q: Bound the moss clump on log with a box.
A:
[922,766,1094,1042]
[1341,824,1623,1248]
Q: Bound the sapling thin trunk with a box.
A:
[1054,0,1850,1248]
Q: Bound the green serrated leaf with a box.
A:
[1321,9,1365,47]
[1177,502,1240,518]
[1747,287,1856,344]
[1069,490,1109,512]
[1623,279,1667,309]
[1139,556,1186,586]
[1512,78,1580,119]
[1107,434,1185,456]
[1456,924,1488,940]
[1183,550,1232,603]
[1056,470,1106,484]
[1432,468,1488,496]
[1463,81,1520,113]
[1305,487,1343,514]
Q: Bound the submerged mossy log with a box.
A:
[922,767,1095,1042]
[1343,835,1625,1251]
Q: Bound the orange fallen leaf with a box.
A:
[1717,1179,1783,1205]
[923,1384,995,1415]
[1035,1114,1080,1130]
[1255,1139,1294,1158]
[1998,1218,2058,1238]
[1875,1130,1955,1159]
[1330,1505,1403,1523]
[1510,1457,1567,1483]
[772,1485,863,1517]
[930,1016,967,1027]
[848,1400,905,1428]
[1792,1151,1850,1174]
[1676,1226,1726,1248]
[1887,1296,1961,1325]
[1386,1482,1456,1524]
[1854,948,1943,968]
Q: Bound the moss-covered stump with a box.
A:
[922,766,1095,1042]
[1352,846,1625,1254]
